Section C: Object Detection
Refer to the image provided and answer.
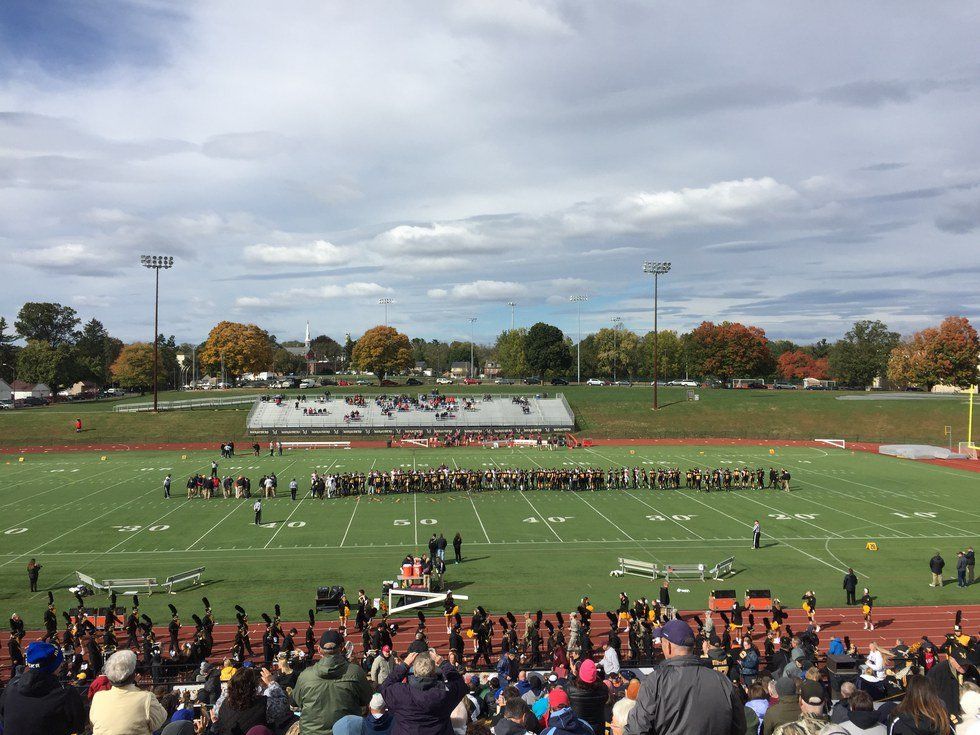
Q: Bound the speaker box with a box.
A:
[826,654,858,674]
[315,585,344,612]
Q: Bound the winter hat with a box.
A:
[579,659,598,684]
[548,689,570,710]
[25,641,63,674]
[775,677,796,697]
[800,680,827,706]
[369,693,386,711]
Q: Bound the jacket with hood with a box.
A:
[887,713,946,735]
[294,653,373,735]
[625,655,745,735]
[362,711,394,735]
[380,661,468,735]
[540,707,594,735]
[0,668,87,735]
[822,709,886,735]
[495,717,534,735]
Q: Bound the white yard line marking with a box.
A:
[340,496,361,547]
[413,491,419,546]
[623,490,706,540]
[484,452,563,542]
[185,503,244,551]
[469,494,492,544]
[1,469,145,524]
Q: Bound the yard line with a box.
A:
[469,494,492,544]
[413,491,419,546]
[0,464,130,513]
[622,490,705,540]
[260,458,307,549]
[185,503,245,550]
[340,496,361,547]
[517,492,563,541]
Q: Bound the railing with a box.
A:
[114,395,258,412]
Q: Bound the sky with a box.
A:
[0,0,978,346]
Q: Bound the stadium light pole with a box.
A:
[612,316,623,382]
[379,298,394,326]
[569,295,588,383]
[468,317,478,378]
[642,261,671,410]
[140,254,174,412]
[507,301,517,331]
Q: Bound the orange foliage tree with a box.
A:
[687,321,775,381]
[351,325,413,383]
[198,321,274,382]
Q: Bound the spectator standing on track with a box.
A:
[0,641,85,735]
[929,552,945,587]
[625,618,744,735]
[27,558,41,592]
[966,546,976,585]
[843,569,858,605]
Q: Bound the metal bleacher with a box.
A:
[246,393,575,435]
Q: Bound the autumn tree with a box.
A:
[524,322,572,378]
[686,321,775,381]
[198,321,275,383]
[494,329,529,378]
[777,350,830,380]
[887,316,979,389]
[828,320,899,388]
[110,343,163,389]
[351,325,413,382]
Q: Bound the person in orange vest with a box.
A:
[74,418,82,433]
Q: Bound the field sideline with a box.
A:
[0,443,977,631]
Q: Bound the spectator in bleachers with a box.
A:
[294,630,372,735]
[380,651,467,735]
[762,678,799,735]
[566,659,607,735]
[771,680,829,735]
[494,698,535,735]
[89,650,168,735]
[0,641,85,735]
[363,692,394,735]
[830,681,857,724]
[887,676,950,735]
[539,689,591,735]
[212,666,291,735]
[821,690,885,735]
[926,649,970,720]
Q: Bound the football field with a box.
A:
[0,443,977,629]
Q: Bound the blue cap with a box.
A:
[25,641,64,673]
[652,619,695,647]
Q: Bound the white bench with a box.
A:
[708,556,736,580]
[75,571,107,591]
[618,557,659,579]
[163,567,205,594]
[103,577,157,594]
[662,563,706,582]
[281,441,351,449]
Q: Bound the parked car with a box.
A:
[380,379,399,387]
[321,379,338,386]
[523,376,542,384]
[613,380,632,386]
[550,377,569,385]
[804,384,827,390]
[773,382,797,390]
[435,377,454,384]
[355,379,372,386]
[337,379,351,386]
[0,400,13,410]
[667,379,698,387]
[494,378,515,385]
[461,377,481,385]
[585,378,606,386]
[405,378,423,386]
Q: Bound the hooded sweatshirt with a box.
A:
[294,654,373,735]
[0,668,87,735]
[540,707,594,735]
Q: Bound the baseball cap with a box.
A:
[369,693,385,711]
[800,680,827,706]
[319,629,343,648]
[652,619,695,647]
[579,658,598,684]
[548,689,570,710]
[25,641,63,674]
[381,645,391,655]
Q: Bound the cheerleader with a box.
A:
[860,588,874,630]
[443,591,459,633]
[617,592,630,631]
[770,598,786,633]
[338,593,351,633]
[801,590,819,631]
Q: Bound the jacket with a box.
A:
[772,714,829,735]
[925,659,961,716]
[624,655,745,735]
[294,654,373,735]
[362,712,394,735]
[495,718,534,735]
[740,649,760,678]
[214,697,269,735]
[822,709,887,735]
[887,714,946,735]
[89,683,169,735]
[0,669,87,735]
[566,678,608,735]
[843,574,858,593]
[380,661,468,735]
[371,655,394,684]
[761,699,800,735]
[540,707,594,735]
[929,556,944,574]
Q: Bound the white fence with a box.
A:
[114,395,257,412]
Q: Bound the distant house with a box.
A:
[0,379,11,403]
[450,361,470,378]
[483,361,502,379]
[11,380,51,400]
[63,380,99,397]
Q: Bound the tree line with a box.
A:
[0,302,976,392]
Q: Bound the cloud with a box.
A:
[234,282,391,310]
[374,223,492,256]
[935,198,980,234]
[201,131,292,160]
[428,280,527,301]
[244,240,351,266]
[449,0,572,36]
[15,243,120,274]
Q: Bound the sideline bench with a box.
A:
[75,572,107,591]
[662,563,706,581]
[103,577,157,594]
[163,567,205,594]
[281,441,351,449]
[708,556,736,580]
[618,557,659,579]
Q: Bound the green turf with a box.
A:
[0,384,972,447]
[0,444,977,630]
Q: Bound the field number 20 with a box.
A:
[768,513,819,521]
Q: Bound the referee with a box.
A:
[253,498,262,525]
[752,520,761,549]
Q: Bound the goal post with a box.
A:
[958,442,978,460]
[814,438,847,449]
